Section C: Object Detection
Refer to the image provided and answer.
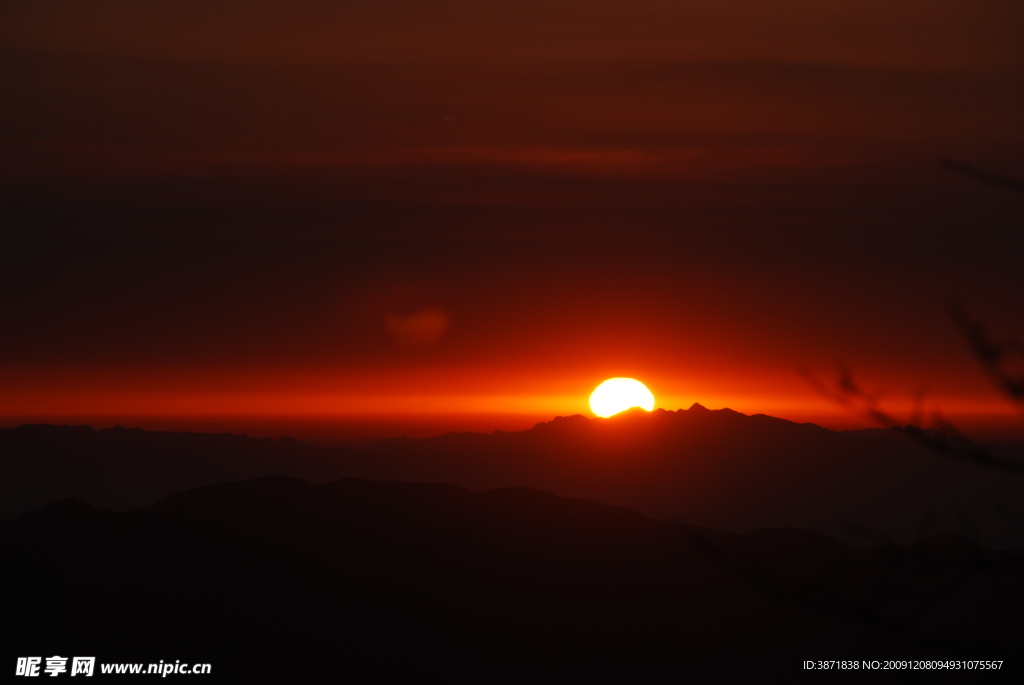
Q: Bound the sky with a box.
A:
[2,1,1023,442]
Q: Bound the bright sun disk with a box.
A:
[589,378,655,418]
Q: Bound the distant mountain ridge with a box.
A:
[3,405,1023,546]
[3,476,1021,681]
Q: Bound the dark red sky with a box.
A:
[2,1,1023,441]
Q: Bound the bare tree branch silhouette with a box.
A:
[799,306,1024,474]
[676,158,1024,661]
[939,159,1024,195]
[722,297,1024,655]
[947,299,1024,411]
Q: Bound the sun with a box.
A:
[589,378,655,418]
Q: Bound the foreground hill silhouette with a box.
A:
[3,477,1021,681]
[3,405,1023,546]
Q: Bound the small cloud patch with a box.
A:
[385,307,450,347]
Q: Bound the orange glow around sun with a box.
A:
[1,364,1022,443]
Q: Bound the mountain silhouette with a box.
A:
[3,406,1024,546]
[3,477,1020,681]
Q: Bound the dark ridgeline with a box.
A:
[4,405,1023,546]
[0,423,341,518]
[3,477,1021,681]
